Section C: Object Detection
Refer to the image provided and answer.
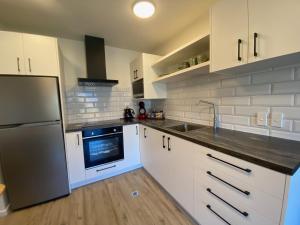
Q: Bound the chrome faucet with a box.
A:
[197,100,218,130]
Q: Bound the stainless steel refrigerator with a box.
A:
[0,75,70,210]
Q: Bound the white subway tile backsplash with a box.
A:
[234,125,269,136]
[210,87,235,97]
[294,121,300,132]
[272,81,300,94]
[295,67,300,80]
[252,68,293,84]
[235,106,269,116]
[236,84,271,96]
[272,107,300,119]
[221,76,251,88]
[221,115,250,126]
[252,95,294,106]
[218,106,234,115]
[270,130,300,141]
[221,97,250,106]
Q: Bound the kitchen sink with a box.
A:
[167,123,206,132]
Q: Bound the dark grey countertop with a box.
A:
[66,119,300,175]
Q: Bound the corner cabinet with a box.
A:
[65,132,85,186]
[139,126,195,216]
[210,0,300,73]
[130,53,166,99]
[0,31,60,76]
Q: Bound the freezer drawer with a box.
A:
[0,122,69,210]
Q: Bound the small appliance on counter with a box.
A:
[138,101,147,120]
[148,110,165,120]
[124,107,135,120]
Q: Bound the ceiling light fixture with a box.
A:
[133,1,155,19]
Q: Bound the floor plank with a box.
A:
[0,169,197,225]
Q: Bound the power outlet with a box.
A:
[271,112,284,128]
[257,112,268,126]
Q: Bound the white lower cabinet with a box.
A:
[140,125,292,225]
[65,132,85,185]
[140,127,195,217]
[123,124,141,166]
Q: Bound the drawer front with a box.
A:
[195,168,283,225]
[196,145,286,199]
[85,161,122,180]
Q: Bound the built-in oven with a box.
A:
[82,126,124,169]
[132,79,144,98]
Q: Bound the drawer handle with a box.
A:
[207,171,250,196]
[207,154,251,174]
[254,32,258,57]
[207,204,231,225]
[96,165,116,172]
[144,128,147,138]
[167,137,171,151]
[238,39,242,61]
[162,135,166,149]
[207,188,249,217]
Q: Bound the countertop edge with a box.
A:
[65,120,299,176]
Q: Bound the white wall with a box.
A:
[58,38,140,124]
[152,13,209,55]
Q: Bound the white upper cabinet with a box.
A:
[130,56,143,82]
[131,53,167,99]
[210,0,248,72]
[211,0,300,73]
[23,34,60,76]
[0,31,60,76]
[248,0,300,63]
[0,31,25,74]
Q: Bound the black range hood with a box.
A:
[78,35,118,86]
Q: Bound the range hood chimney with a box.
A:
[78,35,118,86]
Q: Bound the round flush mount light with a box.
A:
[133,1,155,19]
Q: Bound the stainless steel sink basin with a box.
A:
[167,123,206,132]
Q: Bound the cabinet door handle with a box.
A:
[207,171,250,196]
[237,39,242,61]
[77,134,80,146]
[28,58,32,72]
[207,188,249,217]
[254,32,258,57]
[207,154,251,173]
[144,128,147,138]
[207,205,231,225]
[162,135,166,149]
[136,126,138,135]
[17,57,20,72]
[167,137,171,151]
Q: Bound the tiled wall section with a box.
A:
[65,86,136,124]
[164,64,300,141]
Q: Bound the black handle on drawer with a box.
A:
[254,33,258,57]
[238,39,242,61]
[207,154,252,173]
[207,188,249,217]
[167,137,171,151]
[207,171,250,196]
[207,205,231,225]
[162,135,166,149]
[144,128,147,138]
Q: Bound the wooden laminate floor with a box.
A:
[0,168,197,225]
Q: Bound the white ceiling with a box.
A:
[0,0,216,53]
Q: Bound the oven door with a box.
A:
[83,133,124,169]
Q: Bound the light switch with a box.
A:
[257,112,268,126]
[271,112,284,128]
